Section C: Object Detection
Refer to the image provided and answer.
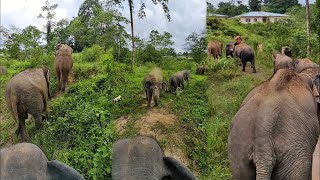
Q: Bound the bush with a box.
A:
[80,45,105,62]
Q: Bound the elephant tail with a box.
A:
[10,90,19,122]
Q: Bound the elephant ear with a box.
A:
[313,74,320,103]
[47,160,84,180]
[163,156,197,180]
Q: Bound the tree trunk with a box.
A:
[306,0,311,57]
[129,0,135,71]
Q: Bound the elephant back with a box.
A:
[112,136,170,180]
[294,58,319,73]
[0,143,49,180]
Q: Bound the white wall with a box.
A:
[240,16,285,24]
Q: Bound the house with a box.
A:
[234,11,288,24]
[207,13,228,19]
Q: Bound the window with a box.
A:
[254,18,257,22]
[245,18,250,22]
[263,17,267,22]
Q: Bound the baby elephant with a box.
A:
[0,143,84,180]
[272,52,294,73]
[5,68,51,142]
[112,136,197,180]
[170,70,190,93]
[196,65,208,75]
[55,43,73,92]
[143,68,165,107]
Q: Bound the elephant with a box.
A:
[0,66,7,75]
[169,70,190,93]
[112,136,197,180]
[0,143,84,180]
[143,68,164,107]
[294,58,319,73]
[55,43,73,92]
[228,68,320,180]
[272,52,294,73]
[234,43,257,73]
[226,43,235,57]
[196,65,208,75]
[207,41,223,61]
[5,68,51,142]
[281,46,292,57]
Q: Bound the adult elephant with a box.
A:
[55,43,73,92]
[228,69,320,179]
[226,43,256,73]
[294,58,319,73]
[112,136,197,180]
[0,143,84,180]
[5,68,51,142]
[207,41,223,61]
[272,52,294,73]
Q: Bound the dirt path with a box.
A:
[115,107,193,169]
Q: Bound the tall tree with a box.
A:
[306,0,311,57]
[249,0,261,11]
[263,0,299,13]
[207,1,216,14]
[185,31,206,63]
[110,0,170,71]
[216,1,249,17]
[38,0,58,48]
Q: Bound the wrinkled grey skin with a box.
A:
[294,58,319,73]
[5,68,51,142]
[281,46,292,57]
[55,44,73,92]
[207,41,223,61]
[170,70,190,93]
[0,143,84,180]
[228,69,320,180]
[234,44,257,73]
[272,52,294,73]
[196,65,208,75]
[112,136,197,180]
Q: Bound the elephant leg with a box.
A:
[242,61,246,72]
[61,70,70,92]
[55,68,61,91]
[33,113,43,129]
[18,118,28,142]
[251,61,257,73]
[147,91,152,107]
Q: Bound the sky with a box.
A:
[208,0,316,7]
[1,0,206,52]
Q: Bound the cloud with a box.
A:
[1,0,206,52]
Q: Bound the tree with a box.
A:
[185,31,207,63]
[249,0,261,11]
[110,0,170,71]
[306,0,311,57]
[38,0,58,49]
[149,30,174,52]
[263,0,299,13]
[207,2,216,14]
[216,1,249,17]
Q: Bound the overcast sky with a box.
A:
[208,0,315,7]
[1,0,206,52]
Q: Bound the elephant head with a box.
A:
[0,143,84,180]
[294,58,319,73]
[226,43,234,57]
[281,46,292,57]
[112,136,197,180]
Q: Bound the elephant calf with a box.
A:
[207,41,223,61]
[228,69,320,179]
[55,43,73,92]
[112,136,197,180]
[5,68,51,142]
[143,68,165,107]
[0,143,84,180]
[170,70,190,93]
[196,65,208,75]
[272,52,294,73]
[294,58,319,73]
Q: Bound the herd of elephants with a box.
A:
[1,39,320,179]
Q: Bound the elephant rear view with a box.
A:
[5,68,51,142]
[207,41,223,61]
[112,136,197,180]
[234,43,256,73]
[55,44,73,92]
[0,143,84,180]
